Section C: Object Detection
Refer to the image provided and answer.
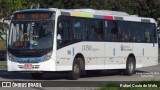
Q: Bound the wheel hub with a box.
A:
[74,64,80,74]
[129,61,134,72]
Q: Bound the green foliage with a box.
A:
[158,20,160,26]
[0,0,160,20]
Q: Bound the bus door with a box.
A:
[56,16,72,71]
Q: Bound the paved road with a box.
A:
[0,64,160,81]
[0,63,159,90]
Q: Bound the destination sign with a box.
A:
[14,11,53,20]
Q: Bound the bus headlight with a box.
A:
[44,51,52,61]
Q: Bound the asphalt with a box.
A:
[0,61,159,90]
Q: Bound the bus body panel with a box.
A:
[105,42,133,69]
[7,8,158,74]
[133,43,158,67]
[56,42,105,71]
[55,42,158,71]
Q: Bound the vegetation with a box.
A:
[0,40,5,50]
[0,0,160,21]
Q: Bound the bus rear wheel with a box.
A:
[123,57,135,76]
[31,73,43,79]
[69,58,81,80]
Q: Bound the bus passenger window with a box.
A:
[144,23,157,43]
[111,21,118,35]
[118,21,131,42]
[111,21,118,41]
[105,20,115,41]
[73,18,84,40]
[90,25,96,39]
[151,31,156,43]
[131,22,145,42]
[57,16,71,48]
[144,29,150,42]
[94,21,103,40]
[90,20,103,40]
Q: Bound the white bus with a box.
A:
[7,8,158,80]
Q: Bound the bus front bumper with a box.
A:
[7,59,56,72]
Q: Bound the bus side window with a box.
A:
[105,20,114,41]
[131,22,145,42]
[84,19,89,40]
[118,21,130,42]
[73,17,84,40]
[144,23,157,43]
[144,29,150,42]
[57,16,71,48]
[109,21,119,41]
[94,20,103,40]
[86,19,103,41]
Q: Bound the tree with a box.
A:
[0,0,160,20]
[0,0,24,17]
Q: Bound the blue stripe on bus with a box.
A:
[142,48,144,56]
[113,48,115,56]
[72,47,75,56]
[12,55,45,63]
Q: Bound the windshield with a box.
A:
[9,20,54,50]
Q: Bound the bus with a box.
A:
[7,8,158,80]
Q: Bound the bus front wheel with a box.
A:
[123,57,135,76]
[31,73,43,79]
[69,59,81,80]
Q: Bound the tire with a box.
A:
[31,73,43,79]
[69,58,81,80]
[86,70,101,76]
[123,57,135,76]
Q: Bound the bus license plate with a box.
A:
[24,64,32,69]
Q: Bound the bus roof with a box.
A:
[14,8,156,23]
[59,8,156,23]
[62,9,130,16]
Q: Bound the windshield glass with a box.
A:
[9,20,54,50]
